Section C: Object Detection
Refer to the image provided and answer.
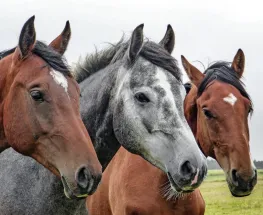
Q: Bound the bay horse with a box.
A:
[0,16,102,199]
[182,51,257,197]
[87,147,205,215]
[86,39,257,215]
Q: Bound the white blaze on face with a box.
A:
[155,68,176,110]
[223,93,237,106]
[155,68,200,150]
[115,67,131,100]
[50,70,68,94]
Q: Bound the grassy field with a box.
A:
[200,169,263,215]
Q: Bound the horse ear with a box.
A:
[49,21,71,55]
[181,55,204,87]
[18,16,36,58]
[159,24,175,54]
[128,24,144,62]
[231,49,245,79]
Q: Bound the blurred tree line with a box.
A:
[253,160,263,169]
[207,158,263,169]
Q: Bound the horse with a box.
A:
[86,25,206,215]
[0,16,102,200]
[182,51,257,197]
[86,49,257,215]
[87,147,205,215]
[76,23,207,188]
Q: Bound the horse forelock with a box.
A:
[0,41,71,78]
[197,61,253,114]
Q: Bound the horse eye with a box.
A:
[203,108,214,119]
[30,90,44,102]
[135,92,150,103]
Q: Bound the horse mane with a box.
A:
[0,41,71,76]
[74,37,126,83]
[198,61,253,113]
[0,47,16,59]
[74,36,181,83]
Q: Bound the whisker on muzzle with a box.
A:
[160,180,189,201]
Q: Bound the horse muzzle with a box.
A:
[228,169,257,197]
[61,166,102,199]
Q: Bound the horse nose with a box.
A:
[180,160,197,181]
[75,166,102,194]
[231,169,257,190]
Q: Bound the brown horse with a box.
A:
[87,147,205,215]
[86,49,256,214]
[0,16,102,198]
[182,50,257,197]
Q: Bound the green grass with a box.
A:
[200,169,263,215]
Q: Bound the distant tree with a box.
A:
[254,160,263,169]
[207,158,221,170]
[207,158,263,170]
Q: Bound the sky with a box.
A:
[0,0,262,160]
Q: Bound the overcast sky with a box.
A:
[0,0,262,160]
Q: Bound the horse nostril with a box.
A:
[231,169,238,184]
[180,161,196,179]
[76,166,90,189]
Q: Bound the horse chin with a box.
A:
[167,172,195,194]
[61,176,75,199]
[227,182,252,197]
[167,172,182,192]
[63,189,88,200]
[230,190,251,197]
[61,176,88,199]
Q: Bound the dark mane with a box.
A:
[0,47,16,59]
[198,61,253,113]
[140,41,181,81]
[74,38,125,83]
[32,41,71,76]
[0,41,71,76]
[74,37,181,83]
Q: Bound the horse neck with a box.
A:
[184,86,214,158]
[79,66,120,171]
[0,55,17,152]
